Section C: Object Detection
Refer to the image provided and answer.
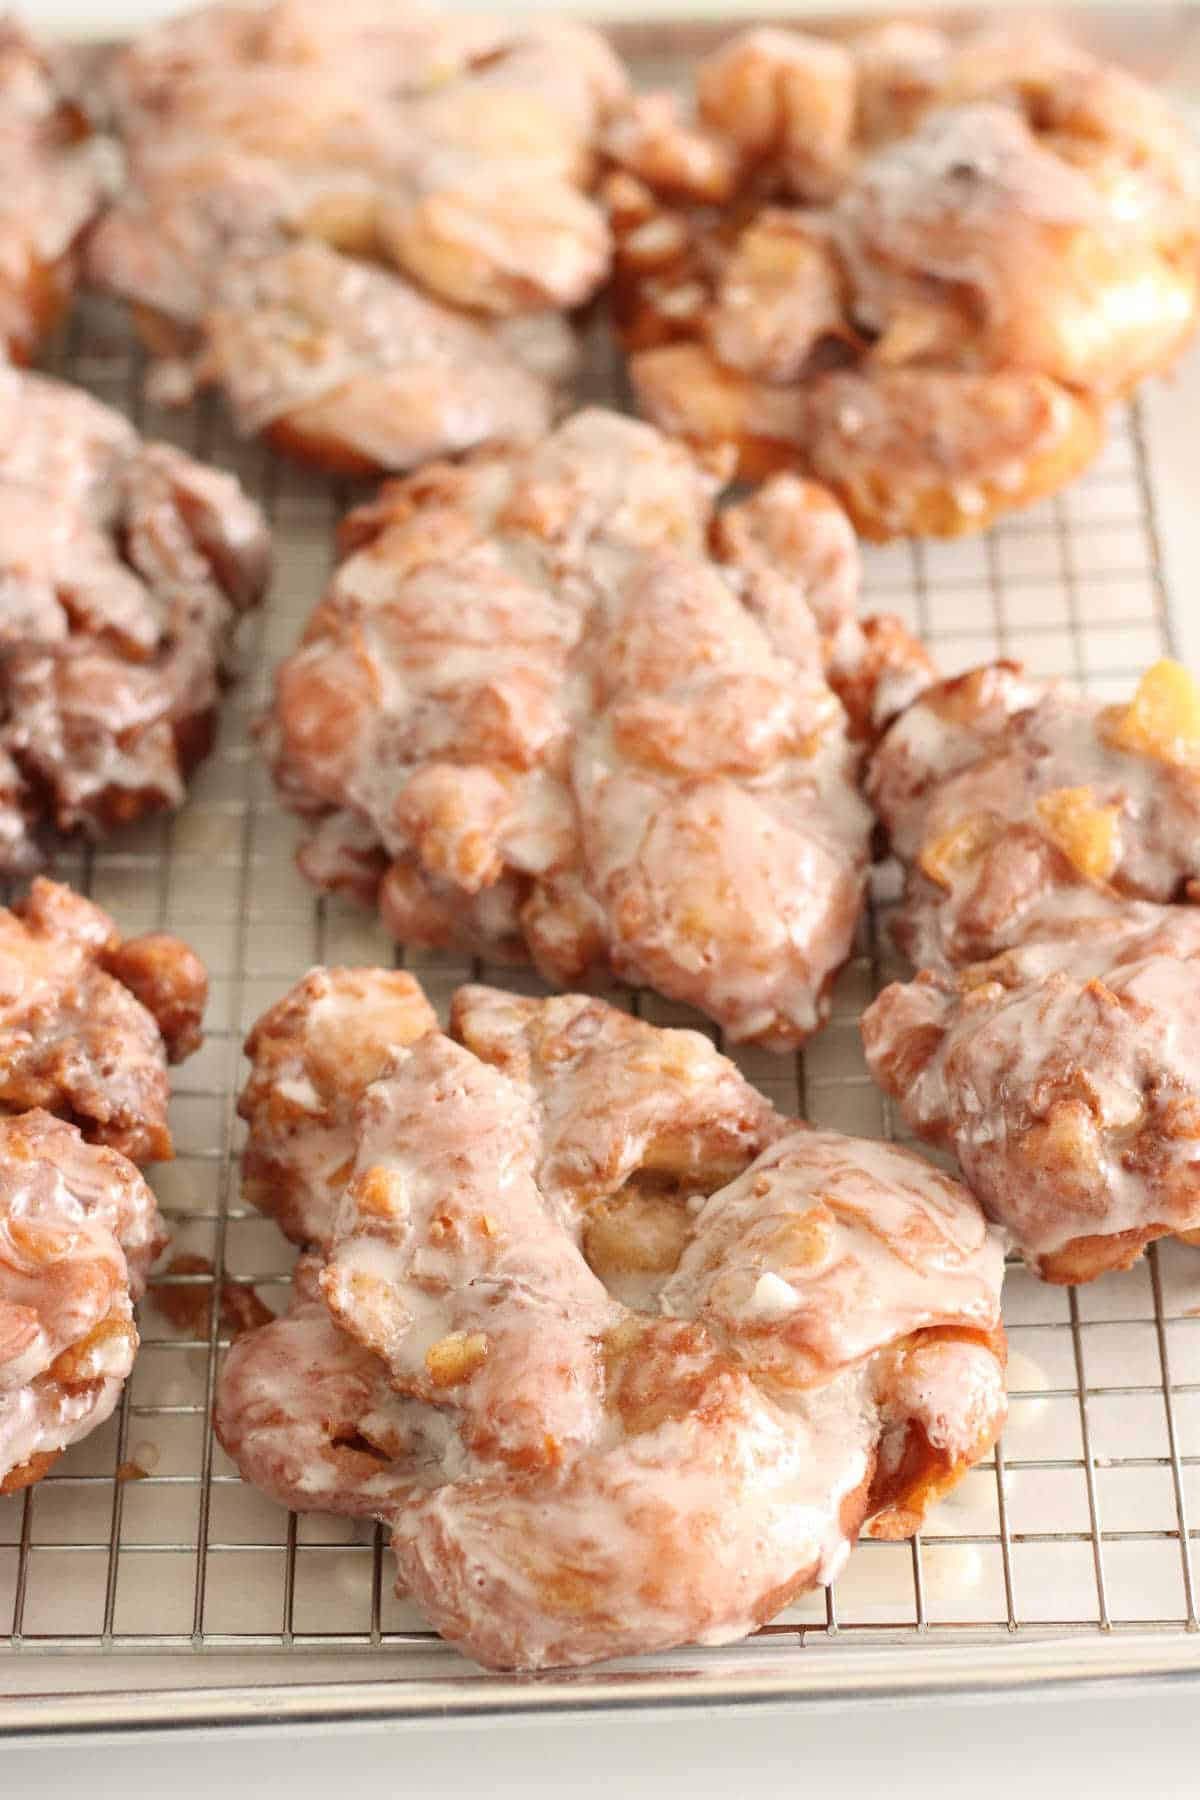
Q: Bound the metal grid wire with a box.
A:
[3,284,1200,1672]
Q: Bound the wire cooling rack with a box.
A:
[6,17,1200,1731]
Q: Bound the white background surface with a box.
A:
[6,1684,1200,1795]
[40,0,1036,32]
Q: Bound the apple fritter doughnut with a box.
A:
[87,1,627,459]
[0,879,206,1165]
[607,21,1199,538]
[0,20,109,362]
[0,366,269,868]
[694,28,857,203]
[262,407,929,1049]
[861,659,1200,1281]
[864,905,1200,1283]
[868,660,1200,972]
[105,3,624,316]
[220,976,1005,1668]
[0,1110,166,1495]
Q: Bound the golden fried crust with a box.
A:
[709,472,935,736]
[852,23,949,144]
[2,254,75,368]
[261,415,410,481]
[865,1323,1008,1535]
[710,471,859,641]
[262,407,884,1050]
[238,966,437,1248]
[602,91,740,207]
[202,242,563,477]
[868,660,1200,970]
[629,342,812,483]
[0,22,108,361]
[0,1110,165,1493]
[0,367,269,868]
[101,935,207,1065]
[224,976,1005,1669]
[0,879,206,1165]
[863,909,1200,1281]
[0,1448,60,1496]
[863,658,1200,1281]
[376,172,609,318]
[213,1255,440,1517]
[828,615,938,744]
[449,983,782,1204]
[607,22,1199,538]
[797,369,1106,544]
[631,346,1105,540]
[695,29,856,201]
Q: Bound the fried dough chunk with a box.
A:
[709,471,934,736]
[827,102,1198,400]
[221,976,1005,1668]
[797,367,1104,544]
[0,367,269,869]
[660,1128,1007,1541]
[868,661,1200,971]
[633,345,1105,544]
[200,242,563,476]
[262,407,921,1049]
[238,966,437,1248]
[0,879,206,1164]
[87,1,628,458]
[607,21,1198,537]
[0,20,109,361]
[449,984,781,1213]
[0,1111,166,1494]
[864,907,1200,1282]
[213,1255,448,1517]
[696,28,856,202]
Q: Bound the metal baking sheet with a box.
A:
[5,7,1200,1737]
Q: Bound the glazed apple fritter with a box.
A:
[0,366,269,870]
[604,21,1198,538]
[261,407,932,1050]
[217,975,1006,1670]
[0,879,206,1166]
[863,660,1200,1282]
[86,0,628,471]
[0,1110,167,1496]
